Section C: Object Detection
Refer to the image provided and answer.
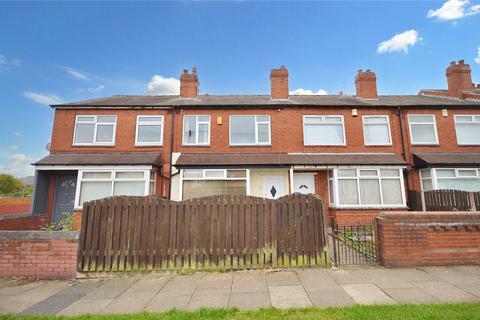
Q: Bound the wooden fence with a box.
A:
[77,193,329,272]
[408,190,480,211]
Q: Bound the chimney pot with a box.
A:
[446,59,473,98]
[459,59,465,65]
[270,66,289,99]
[355,69,378,99]
[180,67,200,98]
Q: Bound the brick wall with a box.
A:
[0,231,78,279]
[0,198,32,215]
[0,213,47,230]
[376,211,480,267]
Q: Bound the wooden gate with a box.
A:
[77,193,329,272]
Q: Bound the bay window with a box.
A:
[303,115,345,146]
[76,169,155,207]
[135,116,164,146]
[454,115,480,145]
[408,114,438,145]
[363,115,391,145]
[181,169,247,200]
[420,168,480,192]
[73,115,116,145]
[230,116,270,145]
[329,168,405,208]
[183,115,210,145]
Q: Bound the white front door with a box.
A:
[263,176,285,199]
[293,173,315,195]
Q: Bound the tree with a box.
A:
[0,174,24,194]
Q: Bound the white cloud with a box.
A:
[377,30,421,54]
[289,88,328,95]
[8,145,18,150]
[13,131,22,137]
[146,75,180,95]
[0,55,5,65]
[23,91,63,106]
[75,84,105,94]
[0,153,35,177]
[63,66,90,81]
[0,54,21,72]
[427,0,480,21]
[475,46,480,65]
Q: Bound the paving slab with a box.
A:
[102,290,158,314]
[421,267,480,287]
[84,278,137,300]
[0,281,44,297]
[228,292,270,310]
[187,288,230,310]
[358,269,415,289]
[415,281,479,303]
[127,277,170,292]
[161,275,202,295]
[231,273,268,293]
[329,269,372,285]
[306,288,354,307]
[197,274,233,289]
[268,285,312,308]
[145,294,192,312]
[341,283,396,305]
[59,299,113,316]
[453,266,480,279]
[266,271,300,286]
[382,287,439,304]
[298,269,339,290]
[388,268,437,283]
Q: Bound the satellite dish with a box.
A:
[45,143,51,151]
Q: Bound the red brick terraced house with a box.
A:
[31,60,480,227]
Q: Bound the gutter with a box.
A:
[396,107,411,193]
[168,104,176,199]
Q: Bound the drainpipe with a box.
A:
[396,107,411,196]
[168,105,176,199]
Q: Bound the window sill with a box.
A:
[182,144,211,148]
[304,144,347,147]
[364,144,393,147]
[458,144,480,146]
[72,144,115,147]
[330,206,408,210]
[135,144,163,147]
[229,144,272,148]
[411,144,439,147]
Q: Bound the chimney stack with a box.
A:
[270,66,289,100]
[180,67,199,98]
[355,69,377,99]
[446,60,473,98]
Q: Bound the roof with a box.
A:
[34,153,162,167]
[51,94,480,109]
[413,152,480,167]
[175,153,406,167]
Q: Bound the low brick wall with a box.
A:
[0,231,79,279]
[0,213,48,230]
[0,197,32,215]
[376,212,480,267]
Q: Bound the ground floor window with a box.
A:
[328,168,405,208]
[181,169,247,200]
[76,169,156,207]
[420,168,480,192]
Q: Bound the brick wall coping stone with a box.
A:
[0,230,79,240]
[379,211,480,220]
[0,213,33,220]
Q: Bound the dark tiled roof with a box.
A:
[413,152,480,167]
[52,94,480,108]
[34,153,162,166]
[175,153,406,167]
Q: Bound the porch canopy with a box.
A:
[413,152,480,168]
[175,153,406,168]
[34,153,162,167]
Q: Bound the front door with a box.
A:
[53,175,77,222]
[293,173,316,194]
[263,176,285,199]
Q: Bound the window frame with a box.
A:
[303,115,346,146]
[454,115,480,146]
[407,114,439,146]
[74,168,155,209]
[362,115,392,146]
[182,115,211,146]
[135,115,164,146]
[229,115,271,146]
[72,115,117,146]
[329,167,406,209]
[420,168,480,191]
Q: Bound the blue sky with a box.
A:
[0,0,479,178]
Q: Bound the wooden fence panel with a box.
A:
[409,190,474,211]
[77,194,328,272]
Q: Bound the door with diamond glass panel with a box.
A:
[262,176,285,199]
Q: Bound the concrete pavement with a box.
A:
[0,266,479,315]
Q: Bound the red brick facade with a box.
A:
[376,212,480,267]
[0,231,78,279]
[0,213,48,231]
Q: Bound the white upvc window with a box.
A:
[135,116,164,146]
[408,114,438,145]
[183,115,210,145]
[229,115,271,145]
[454,115,480,145]
[363,115,392,146]
[73,115,117,146]
[180,169,249,200]
[328,167,406,208]
[303,115,345,146]
[75,168,155,208]
[420,168,480,192]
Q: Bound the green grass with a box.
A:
[2,304,480,320]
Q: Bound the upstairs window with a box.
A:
[454,115,480,145]
[183,115,210,145]
[73,115,116,146]
[363,115,392,146]
[135,116,164,146]
[408,114,438,145]
[230,115,271,145]
[303,115,345,146]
